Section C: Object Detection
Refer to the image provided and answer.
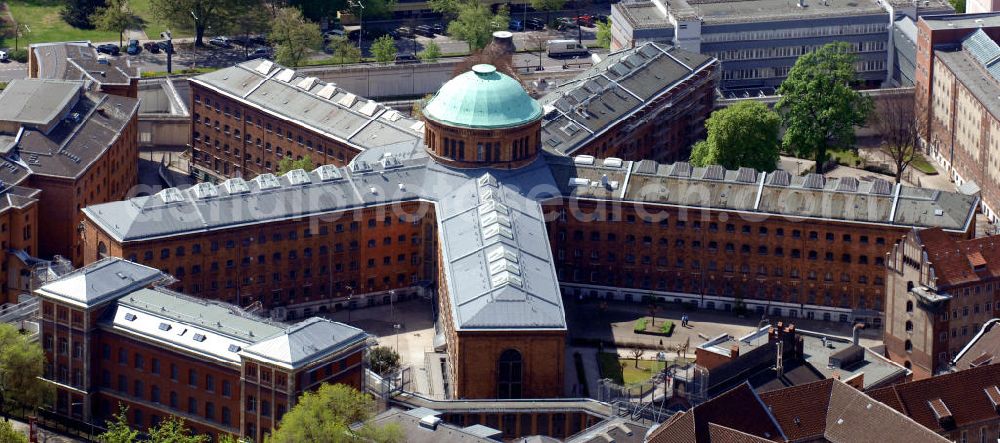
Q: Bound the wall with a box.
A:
[295,60,460,99]
[453,330,566,399]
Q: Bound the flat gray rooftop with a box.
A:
[30,41,138,86]
[922,12,1000,30]
[0,79,81,127]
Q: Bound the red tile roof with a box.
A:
[916,228,1000,287]
[867,363,1000,432]
[952,319,1000,370]
[758,379,835,441]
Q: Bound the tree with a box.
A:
[149,0,248,47]
[289,0,348,22]
[371,35,397,63]
[267,384,403,443]
[447,0,506,51]
[62,0,106,29]
[99,405,139,443]
[418,40,441,62]
[595,18,611,49]
[0,419,27,443]
[530,0,565,24]
[0,323,49,416]
[271,7,323,67]
[329,36,362,64]
[427,0,462,20]
[453,44,520,81]
[366,346,401,376]
[347,0,396,21]
[92,0,135,47]
[690,101,781,172]
[629,348,645,368]
[149,416,209,443]
[874,92,922,184]
[276,155,315,175]
[227,5,271,59]
[775,42,873,172]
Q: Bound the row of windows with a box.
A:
[131,236,421,262]
[701,22,888,43]
[558,217,888,245]
[562,247,884,265]
[560,259,885,285]
[98,345,235,395]
[101,370,236,426]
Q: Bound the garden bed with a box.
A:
[633,318,674,337]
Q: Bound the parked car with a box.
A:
[556,17,578,30]
[142,42,161,53]
[157,41,173,54]
[209,36,232,48]
[508,19,524,31]
[575,15,594,26]
[525,18,546,30]
[546,39,588,57]
[0,51,8,62]
[247,47,272,60]
[395,26,414,38]
[323,29,345,41]
[414,25,435,37]
[126,39,141,55]
[431,23,445,34]
[394,54,420,64]
[96,43,120,55]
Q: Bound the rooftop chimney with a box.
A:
[852,323,864,345]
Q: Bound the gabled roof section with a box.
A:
[437,167,566,331]
[190,60,424,160]
[913,228,1000,287]
[241,317,367,370]
[868,363,1000,433]
[36,257,166,308]
[539,42,715,155]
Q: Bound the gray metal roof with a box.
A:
[0,80,82,127]
[437,167,566,330]
[549,156,978,232]
[35,257,167,308]
[36,257,368,366]
[191,61,425,160]
[539,43,714,155]
[241,317,367,369]
[30,41,138,87]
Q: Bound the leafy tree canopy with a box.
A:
[271,7,323,67]
[276,155,316,175]
[366,346,401,376]
[0,323,49,414]
[775,42,873,170]
[149,0,254,46]
[371,35,397,63]
[418,40,441,61]
[447,0,508,51]
[0,419,27,443]
[62,0,107,29]
[595,18,611,49]
[329,36,362,64]
[91,0,135,47]
[266,384,402,443]
[690,101,781,172]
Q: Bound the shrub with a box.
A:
[634,318,647,333]
[659,321,674,335]
[9,49,27,63]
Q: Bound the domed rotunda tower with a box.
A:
[422,64,542,169]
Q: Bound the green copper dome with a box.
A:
[423,64,543,129]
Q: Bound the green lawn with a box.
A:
[829,148,862,168]
[128,0,190,39]
[3,0,189,48]
[597,352,666,386]
[911,153,939,175]
[6,0,118,46]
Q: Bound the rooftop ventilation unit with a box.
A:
[313,165,343,181]
[603,157,624,168]
[350,161,372,173]
[574,155,596,165]
[297,76,318,90]
[252,173,282,191]
[222,177,250,194]
[191,182,218,199]
[316,84,337,99]
[275,69,295,82]
[359,101,379,116]
[478,173,498,188]
[157,188,185,203]
[769,170,792,187]
[339,93,358,108]
[255,60,273,74]
[284,169,311,186]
